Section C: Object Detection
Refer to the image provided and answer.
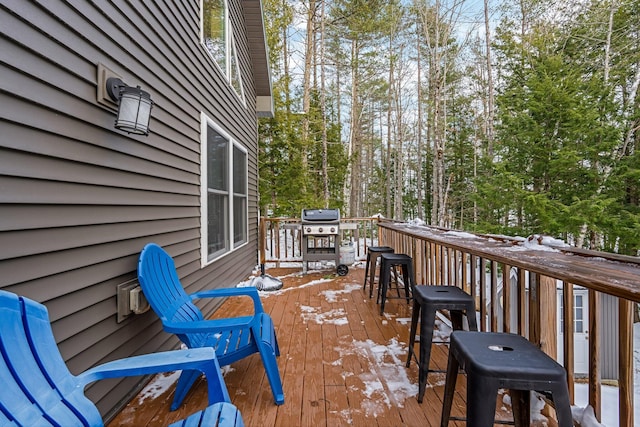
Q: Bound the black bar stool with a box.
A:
[362,246,394,298]
[441,331,573,427]
[377,253,414,315]
[406,285,477,403]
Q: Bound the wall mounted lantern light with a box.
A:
[105,77,153,136]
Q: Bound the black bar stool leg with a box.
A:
[467,376,499,427]
[362,252,371,293]
[510,389,530,427]
[440,349,459,427]
[379,258,390,314]
[551,383,574,427]
[406,298,421,368]
[417,306,437,402]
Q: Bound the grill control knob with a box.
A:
[306,227,312,233]
[318,227,323,233]
[330,227,335,233]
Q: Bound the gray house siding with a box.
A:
[1,0,266,418]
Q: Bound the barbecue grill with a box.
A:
[301,208,348,276]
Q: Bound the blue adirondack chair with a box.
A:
[0,289,244,427]
[137,243,284,409]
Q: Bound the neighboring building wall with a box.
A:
[600,293,619,380]
[0,1,261,418]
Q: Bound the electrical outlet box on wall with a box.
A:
[116,279,149,323]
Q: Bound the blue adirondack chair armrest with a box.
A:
[163,316,254,334]
[189,287,265,315]
[76,348,230,405]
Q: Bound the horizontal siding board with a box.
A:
[0,231,199,285]
[0,148,198,193]
[0,218,199,260]
[0,176,199,205]
[0,205,195,231]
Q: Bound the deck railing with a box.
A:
[378,219,639,427]
[259,216,380,265]
[259,216,639,426]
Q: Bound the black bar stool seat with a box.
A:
[377,253,414,315]
[406,285,477,403]
[441,331,573,427]
[362,246,394,298]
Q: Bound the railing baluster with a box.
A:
[491,260,498,332]
[588,289,601,420]
[470,254,478,320]
[517,268,526,337]
[562,281,575,404]
[529,272,540,346]
[479,257,487,332]
[502,263,511,333]
[619,298,634,427]
[462,252,469,294]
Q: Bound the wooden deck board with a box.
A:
[107,265,540,427]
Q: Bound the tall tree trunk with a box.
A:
[301,0,316,191]
[483,0,495,158]
[348,39,362,217]
[320,0,329,207]
[283,0,290,112]
[416,15,424,220]
[394,48,404,220]
[386,34,394,219]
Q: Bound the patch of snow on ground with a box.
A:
[135,370,181,403]
[320,283,361,303]
[395,317,412,325]
[259,277,333,297]
[300,305,349,325]
[333,337,416,417]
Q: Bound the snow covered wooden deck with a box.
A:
[107,266,535,426]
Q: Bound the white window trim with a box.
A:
[200,112,249,267]
[199,0,246,106]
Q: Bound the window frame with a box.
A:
[200,113,249,266]
[200,0,246,105]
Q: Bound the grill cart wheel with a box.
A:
[337,264,349,276]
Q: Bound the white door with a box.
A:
[557,289,589,374]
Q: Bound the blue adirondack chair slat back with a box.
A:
[0,291,102,426]
[138,245,211,348]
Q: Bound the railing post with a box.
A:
[259,217,266,266]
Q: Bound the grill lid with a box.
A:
[301,208,340,223]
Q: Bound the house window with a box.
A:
[202,0,245,102]
[201,115,248,264]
